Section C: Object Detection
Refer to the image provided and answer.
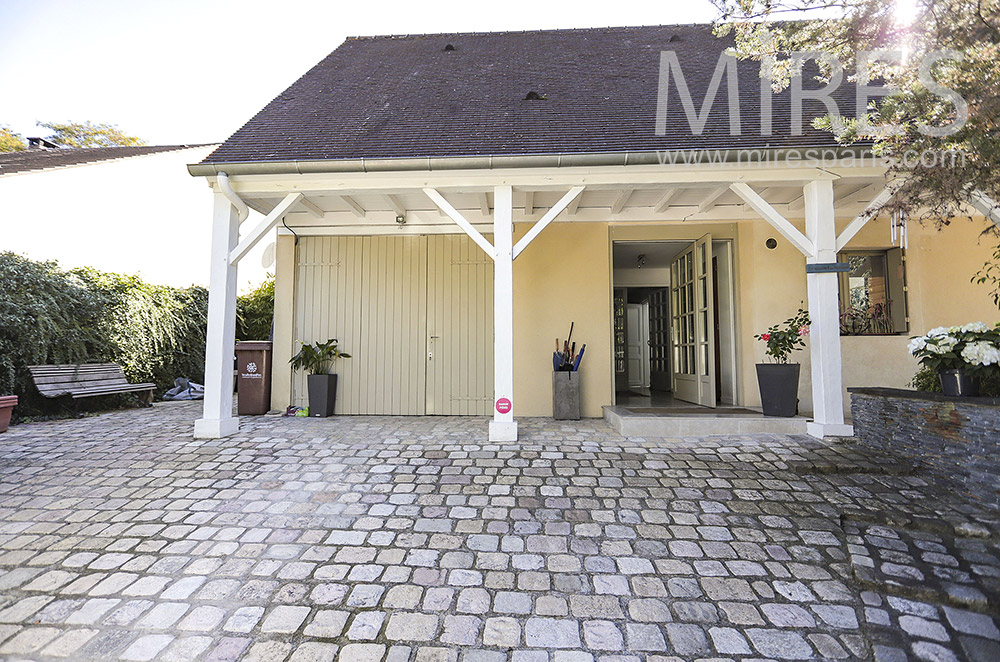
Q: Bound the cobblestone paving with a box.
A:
[1,402,999,661]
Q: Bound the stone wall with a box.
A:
[849,387,1000,511]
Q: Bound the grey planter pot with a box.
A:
[756,363,800,417]
[938,369,980,397]
[307,374,338,417]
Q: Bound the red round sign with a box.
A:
[495,398,512,414]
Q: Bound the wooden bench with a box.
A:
[28,364,156,411]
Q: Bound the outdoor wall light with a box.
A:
[766,238,778,249]
[396,214,406,225]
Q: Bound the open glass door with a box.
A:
[670,234,717,407]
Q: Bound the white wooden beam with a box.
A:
[298,196,324,218]
[698,186,728,213]
[835,185,897,252]
[730,183,815,257]
[341,195,366,217]
[567,192,583,216]
[478,192,490,216]
[787,194,805,212]
[653,188,680,213]
[423,188,495,259]
[194,193,241,439]
[838,183,878,207]
[229,192,303,265]
[611,188,634,215]
[512,187,585,260]
[385,194,406,216]
[490,185,517,442]
[969,190,1000,227]
[524,191,534,216]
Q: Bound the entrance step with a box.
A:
[603,405,809,437]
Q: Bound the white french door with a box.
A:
[670,234,717,407]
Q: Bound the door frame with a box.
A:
[609,231,742,407]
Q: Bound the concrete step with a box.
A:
[603,405,810,437]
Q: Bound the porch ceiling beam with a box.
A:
[730,183,815,257]
[512,186,585,260]
[611,188,634,215]
[524,191,534,216]
[478,193,490,216]
[698,186,728,213]
[969,189,1000,227]
[838,183,878,207]
[567,192,583,216]
[423,188,495,259]
[653,187,680,213]
[787,194,805,212]
[298,196,324,218]
[835,185,897,252]
[223,165,886,197]
[340,195,366,217]
[384,194,406,216]
[229,192,303,265]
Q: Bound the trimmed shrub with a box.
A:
[237,277,274,341]
[0,252,209,419]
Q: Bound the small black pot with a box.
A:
[756,363,800,417]
[307,374,338,417]
[938,369,980,397]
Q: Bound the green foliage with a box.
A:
[713,0,1000,230]
[911,364,1000,396]
[973,243,1000,310]
[37,120,145,148]
[0,253,207,420]
[237,277,274,341]
[289,339,351,375]
[0,125,25,152]
[755,309,811,363]
[907,322,1000,378]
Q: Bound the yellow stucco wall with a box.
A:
[512,222,613,418]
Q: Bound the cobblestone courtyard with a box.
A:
[1,403,999,661]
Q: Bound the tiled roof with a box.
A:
[0,144,215,176]
[202,24,857,166]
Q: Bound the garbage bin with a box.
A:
[552,371,581,420]
[235,341,272,415]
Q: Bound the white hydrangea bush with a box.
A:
[908,321,1000,377]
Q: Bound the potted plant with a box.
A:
[755,309,811,417]
[908,322,1000,396]
[289,339,352,417]
[0,395,17,433]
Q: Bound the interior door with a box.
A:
[626,304,643,388]
[670,234,716,407]
[649,288,670,391]
[639,301,651,388]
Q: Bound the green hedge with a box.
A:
[0,252,209,419]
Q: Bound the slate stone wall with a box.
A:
[849,388,1000,511]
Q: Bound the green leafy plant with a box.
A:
[908,322,1000,378]
[911,364,1000,397]
[755,309,811,363]
[289,339,351,375]
[237,277,274,341]
[973,244,1000,311]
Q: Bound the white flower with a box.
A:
[962,341,1000,366]
[926,326,950,337]
[960,321,991,333]
[908,337,927,355]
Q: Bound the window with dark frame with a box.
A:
[837,249,908,335]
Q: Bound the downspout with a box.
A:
[217,171,249,223]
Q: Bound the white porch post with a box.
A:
[194,191,241,438]
[803,180,853,437]
[490,185,517,442]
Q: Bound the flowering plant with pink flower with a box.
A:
[754,309,811,363]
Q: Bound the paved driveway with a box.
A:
[0,403,998,661]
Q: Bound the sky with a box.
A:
[0,0,721,146]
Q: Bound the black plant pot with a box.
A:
[756,363,800,417]
[938,369,980,397]
[307,374,338,417]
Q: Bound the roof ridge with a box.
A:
[344,22,716,42]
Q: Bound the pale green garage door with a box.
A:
[292,235,493,415]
